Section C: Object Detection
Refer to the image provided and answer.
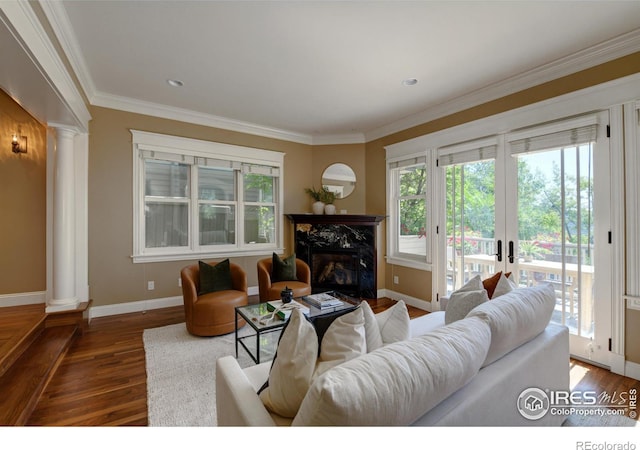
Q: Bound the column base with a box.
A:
[46,297,79,313]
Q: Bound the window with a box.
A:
[386,154,431,269]
[132,130,284,262]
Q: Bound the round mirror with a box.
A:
[322,163,356,199]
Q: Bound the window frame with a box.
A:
[132,130,284,263]
[386,152,433,270]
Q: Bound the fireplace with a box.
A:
[311,249,360,292]
[287,214,385,299]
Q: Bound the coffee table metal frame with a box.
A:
[234,292,359,364]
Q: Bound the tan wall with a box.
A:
[310,143,366,214]
[0,89,47,295]
[88,106,313,306]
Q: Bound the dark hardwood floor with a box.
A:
[21,297,639,426]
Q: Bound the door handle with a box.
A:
[508,241,515,264]
[494,240,502,262]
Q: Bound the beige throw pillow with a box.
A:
[444,275,488,324]
[360,301,384,352]
[491,272,518,298]
[259,307,367,418]
[259,308,318,418]
[375,300,410,344]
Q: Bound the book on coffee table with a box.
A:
[266,299,310,320]
[302,292,344,309]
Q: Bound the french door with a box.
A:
[438,111,612,366]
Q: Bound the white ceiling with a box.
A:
[30,1,640,143]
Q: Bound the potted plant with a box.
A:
[305,187,326,214]
[320,187,337,215]
[519,240,551,262]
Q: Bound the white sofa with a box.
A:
[216,284,569,426]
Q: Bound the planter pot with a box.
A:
[324,204,336,215]
[312,201,325,215]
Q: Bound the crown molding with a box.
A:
[0,1,91,130]
[92,91,316,145]
[365,28,640,142]
[311,133,365,145]
[39,0,97,103]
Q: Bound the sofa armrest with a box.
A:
[216,356,276,426]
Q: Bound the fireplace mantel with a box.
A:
[286,214,385,299]
[286,214,385,226]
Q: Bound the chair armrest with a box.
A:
[295,259,311,284]
[180,266,199,318]
[229,263,248,292]
[216,356,276,426]
[257,261,273,290]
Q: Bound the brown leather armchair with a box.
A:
[257,257,312,302]
[180,261,248,336]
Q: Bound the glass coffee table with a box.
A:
[235,291,359,364]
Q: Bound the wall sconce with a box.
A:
[11,134,27,154]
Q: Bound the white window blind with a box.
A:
[388,155,426,169]
[507,114,598,155]
[437,137,498,166]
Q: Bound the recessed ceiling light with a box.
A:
[167,79,184,87]
[402,78,418,86]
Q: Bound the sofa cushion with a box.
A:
[292,315,491,426]
[466,283,556,367]
[445,289,489,325]
[482,271,512,298]
[360,301,384,352]
[258,308,318,418]
[375,300,410,345]
[314,307,366,379]
[198,259,233,295]
[258,307,366,418]
[491,272,518,298]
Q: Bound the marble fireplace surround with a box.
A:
[286,214,385,299]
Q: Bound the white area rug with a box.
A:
[143,322,255,426]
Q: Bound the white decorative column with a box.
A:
[47,127,79,312]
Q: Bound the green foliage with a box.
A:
[305,186,336,204]
[399,166,427,235]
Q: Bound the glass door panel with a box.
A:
[516,145,595,339]
[445,160,496,294]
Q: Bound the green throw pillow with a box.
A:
[198,259,233,295]
[272,253,297,282]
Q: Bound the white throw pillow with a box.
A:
[292,316,492,426]
[491,272,518,298]
[314,307,366,379]
[467,283,556,367]
[259,307,367,418]
[259,308,318,418]
[375,300,410,344]
[445,289,489,324]
[459,274,483,292]
[360,301,383,352]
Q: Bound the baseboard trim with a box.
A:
[610,352,626,376]
[624,360,640,381]
[380,289,432,312]
[89,296,183,320]
[88,285,261,320]
[0,291,46,308]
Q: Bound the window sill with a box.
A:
[132,248,284,264]
[385,255,432,272]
